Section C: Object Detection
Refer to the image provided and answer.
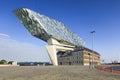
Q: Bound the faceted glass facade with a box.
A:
[14,8,85,47]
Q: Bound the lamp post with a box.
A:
[90,31,95,69]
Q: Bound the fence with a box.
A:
[96,66,120,75]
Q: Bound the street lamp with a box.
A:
[90,31,95,69]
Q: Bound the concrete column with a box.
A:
[46,38,74,66]
[46,45,58,66]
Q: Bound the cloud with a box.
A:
[0,33,50,62]
[0,33,10,39]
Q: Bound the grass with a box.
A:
[0,66,120,80]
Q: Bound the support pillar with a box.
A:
[46,38,74,66]
[46,45,58,66]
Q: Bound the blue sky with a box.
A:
[0,0,120,63]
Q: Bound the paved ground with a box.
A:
[0,66,120,80]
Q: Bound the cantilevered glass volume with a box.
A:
[14,8,87,65]
[14,8,85,47]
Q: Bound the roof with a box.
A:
[74,46,100,55]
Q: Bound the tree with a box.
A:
[8,61,14,65]
[0,59,7,64]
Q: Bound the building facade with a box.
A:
[57,47,100,66]
[14,8,100,66]
[14,8,85,47]
[14,8,86,66]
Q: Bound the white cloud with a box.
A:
[0,33,50,62]
[0,33,10,39]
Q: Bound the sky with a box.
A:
[0,0,120,63]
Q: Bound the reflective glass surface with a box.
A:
[14,8,85,47]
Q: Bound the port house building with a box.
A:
[57,47,100,66]
[14,8,100,66]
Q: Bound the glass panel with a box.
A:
[14,8,86,47]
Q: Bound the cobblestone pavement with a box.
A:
[0,66,120,80]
